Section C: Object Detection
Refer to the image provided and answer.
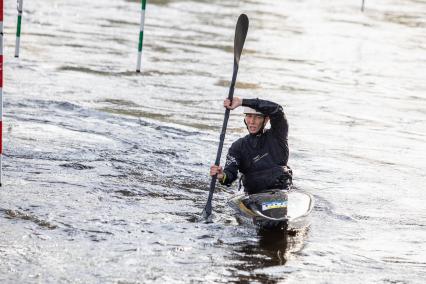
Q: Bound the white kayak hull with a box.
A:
[227,190,314,231]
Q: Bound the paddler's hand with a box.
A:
[210,165,224,180]
[224,97,242,110]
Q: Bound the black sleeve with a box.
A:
[220,140,241,186]
[242,98,288,141]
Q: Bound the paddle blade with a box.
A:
[202,175,217,221]
[201,207,213,223]
[234,14,249,65]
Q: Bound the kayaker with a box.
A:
[210,97,293,194]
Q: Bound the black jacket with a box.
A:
[220,98,291,194]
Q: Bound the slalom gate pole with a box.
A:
[136,0,147,72]
[15,0,23,57]
[1,0,3,186]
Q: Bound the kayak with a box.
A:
[227,189,314,232]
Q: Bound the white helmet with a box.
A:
[243,106,264,115]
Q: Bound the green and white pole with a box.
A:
[136,0,147,72]
[15,0,23,57]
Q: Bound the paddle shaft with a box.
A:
[204,62,239,216]
[214,61,238,166]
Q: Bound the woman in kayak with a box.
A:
[210,96,293,194]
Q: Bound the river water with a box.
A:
[1,0,425,283]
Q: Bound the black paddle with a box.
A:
[202,14,249,221]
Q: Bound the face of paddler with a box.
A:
[244,114,269,134]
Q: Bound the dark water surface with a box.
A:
[1,0,425,283]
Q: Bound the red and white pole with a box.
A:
[0,0,3,186]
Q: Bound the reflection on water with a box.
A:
[229,228,309,282]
